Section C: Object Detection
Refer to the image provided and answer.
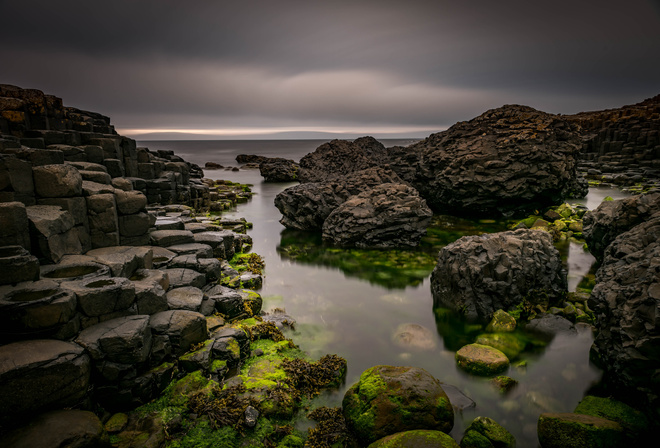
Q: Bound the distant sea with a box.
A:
[137,139,421,169]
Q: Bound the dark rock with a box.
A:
[0,339,90,423]
[76,315,152,364]
[236,154,269,164]
[402,105,586,216]
[149,310,207,357]
[583,192,660,262]
[85,246,153,277]
[149,229,195,247]
[431,229,566,321]
[275,166,403,230]
[322,183,432,248]
[164,267,206,290]
[166,242,214,258]
[40,257,111,283]
[166,286,205,312]
[204,161,224,169]
[460,416,515,448]
[342,365,453,445]
[63,277,135,317]
[0,201,31,250]
[259,158,299,182]
[26,205,82,263]
[0,245,39,286]
[588,214,660,406]
[525,314,577,340]
[114,190,147,215]
[0,410,110,448]
[193,231,226,258]
[298,136,388,183]
[0,279,77,342]
[244,406,259,428]
[204,284,245,318]
[32,163,83,198]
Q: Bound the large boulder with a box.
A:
[0,339,90,424]
[298,136,389,183]
[259,158,299,182]
[149,310,207,358]
[322,183,432,248]
[401,105,586,216]
[588,214,660,406]
[583,193,660,262]
[342,365,454,445]
[275,167,403,230]
[0,201,31,250]
[32,163,83,198]
[26,205,82,263]
[75,315,152,364]
[431,229,566,321]
[0,410,110,448]
[537,413,624,448]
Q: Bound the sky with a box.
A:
[1,0,659,139]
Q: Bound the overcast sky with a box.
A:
[1,0,659,139]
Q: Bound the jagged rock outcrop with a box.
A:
[258,157,299,182]
[431,229,566,321]
[322,183,432,248]
[298,136,389,183]
[588,212,660,407]
[398,105,587,216]
[583,192,660,262]
[274,166,403,230]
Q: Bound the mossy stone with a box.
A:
[342,365,454,445]
[537,413,624,448]
[556,203,575,219]
[474,333,525,360]
[368,430,460,447]
[485,310,516,333]
[278,434,305,447]
[574,395,649,437]
[104,413,128,433]
[460,416,515,448]
[490,376,518,394]
[456,344,509,376]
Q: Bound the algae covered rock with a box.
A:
[342,365,454,445]
[574,395,649,438]
[459,416,515,448]
[537,413,624,448]
[455,344,509,376]
[369,429,460,448]
[474,333,525,360]
[485,310,516,333]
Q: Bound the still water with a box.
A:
[142,140,627,446]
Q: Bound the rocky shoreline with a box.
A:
[1,85,659,447]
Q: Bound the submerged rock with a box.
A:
[322,183,432,248]
[400,105,586,216]
[431,229,566,321]
[342,365,454,445]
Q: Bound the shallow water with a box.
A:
[142,139,626,446]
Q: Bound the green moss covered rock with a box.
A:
[459,416,515,448]
[368,430,460,448]
[490,376,518,394]
[455,344,509,376]
[537,412,624,448]
[474,333,525,360]
[574,395,649,438]
[342,365,454,445]
[485,310,516,333]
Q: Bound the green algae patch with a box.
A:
[456,344,510,376]
[368,429,460,448]
[104,413,128,433]
[474,333,526,360]
[168,420,239,448]
[460,416,515,448]
[490,376,518,394]
[537,413,624,448]
[574,395,649,436]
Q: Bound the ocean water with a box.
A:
[139,139,621,446]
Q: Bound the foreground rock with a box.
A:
[588,212,660,406]
[322,183,432,248]
[431,229,566,321]
[0,410,110,448]
[399,105,587,216]
[369,430,459,448]
[537,413,624,448]
[275,166,403,230]
[460,416,516,448]
[342,365,453,445]
[298,136,389,183]
[583,192,660,261]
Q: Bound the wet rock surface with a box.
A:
[342,365,454,445]
[431,229,566,321]
[322,183,432,248]
[259,157,299,182]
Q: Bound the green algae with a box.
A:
[474,333,526,360]
[574,395,649,436]
[368,430,460,448]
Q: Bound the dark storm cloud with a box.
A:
[1,0,658,135]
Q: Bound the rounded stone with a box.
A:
[167,286,205,311]
[392,323,437,350]
[33,164,83,198]
[342,365,454,445]
[368,430,459,448]
[455,344,510,376]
